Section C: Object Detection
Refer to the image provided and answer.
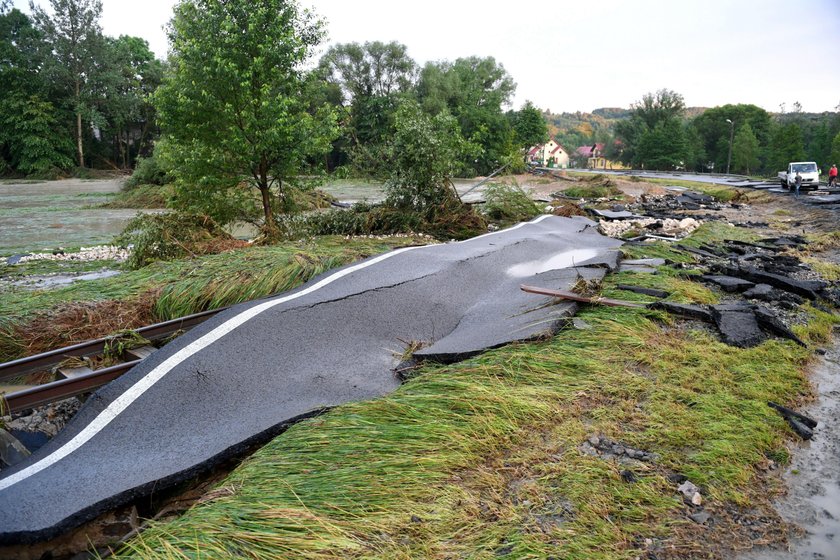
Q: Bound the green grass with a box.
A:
[112,225,838,559]
[99,184,171,209]
[0,236,428,362]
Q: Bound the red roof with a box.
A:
[576,143,604,157]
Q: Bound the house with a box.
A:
[527,139,569,168]
[575,143,619,170]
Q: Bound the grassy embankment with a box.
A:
[111,220,838,559]
[0,236,427,363]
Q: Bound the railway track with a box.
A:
[0,307,227,415]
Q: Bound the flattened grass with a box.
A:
[0,236,427,362]
[115,245,835,558]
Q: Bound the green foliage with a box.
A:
[0,95,74,175]
[508,100,548,149]
[830,131,840,168]
[482,182,543,224]
[115,212,234,269]
[385,101,467,212]
[417,56,516,175]
[155,0,338,229]
[636,118,689,170]
[732,123,760,174]
[691,104,772,172]
[124,152,170,189]
[769,123,806,172]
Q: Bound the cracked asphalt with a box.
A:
[0,215,622,543]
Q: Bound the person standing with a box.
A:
[829,164,838,188]
[794,171,802,197]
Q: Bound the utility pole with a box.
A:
[726,119,735,175]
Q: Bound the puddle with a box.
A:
[3,269,121,290]
[506,249,600,277]
[740,336,840,560]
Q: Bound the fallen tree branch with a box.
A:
[520,285,646,308]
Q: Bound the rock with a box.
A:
[572,318,593,330]
[689,510,711,524]
[667,473,688,484]
[0,428,31,468]
[621,470,637,483]
[588,436,600,446]
[677,481,703,506]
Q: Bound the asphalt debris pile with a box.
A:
[648,236,838,349]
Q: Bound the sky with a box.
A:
[12,0,840,114]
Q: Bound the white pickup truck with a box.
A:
[778,162,820,190]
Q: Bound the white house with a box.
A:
[527,140,569,168]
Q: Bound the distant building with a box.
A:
[527,139,569,168]
[574,142,622,170]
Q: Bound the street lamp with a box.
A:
[725,118,735,175]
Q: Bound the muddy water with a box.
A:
[0,178,152,254]
[741,336,840,560]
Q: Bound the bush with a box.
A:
[115,212,242,269]
[125,153,170,189]
[482,182,543,224]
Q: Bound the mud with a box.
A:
[740,337,840,560]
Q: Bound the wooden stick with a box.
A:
[520,285,646,308]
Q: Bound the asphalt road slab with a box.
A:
[0,215,622,544]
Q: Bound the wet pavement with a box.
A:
[740,337,840,560]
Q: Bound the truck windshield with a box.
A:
[792,163,817,173]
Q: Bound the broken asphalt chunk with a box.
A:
[616,285,670,298]
[701,275,756,293]
[753,307,807,347]
[648,301,713,322]
[768,402,817,429]
[742,283,774,301]
[711,305,766,348]
[725,266,827,300]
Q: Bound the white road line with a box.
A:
[0,215,556,492]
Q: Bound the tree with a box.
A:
[0,6,73,174]
[631,89,685,130]
[635,119,688,170]
[318,41,416,173]
[155,0,338,233]
[615,89,687,169]
[386,100,466,213]
[691,104,772,172]
[732,123,760,174]
[30,0,105,168]
[830,131,840,168]
[508,101,548,149]
[768,123,806,172]
[417,56,516,175]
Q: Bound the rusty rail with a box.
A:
[0,306,228,415]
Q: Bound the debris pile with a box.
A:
[598,217,702,239]
[4,245,130,265]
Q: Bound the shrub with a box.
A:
[125,153,170,189]
[482,182,543,224]
[115,212,242,269]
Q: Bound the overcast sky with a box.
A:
[12,0,840,114]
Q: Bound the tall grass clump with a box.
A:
[482,183,543,225]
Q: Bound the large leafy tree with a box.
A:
[732,123,760,174]
[615,89,687,169]
[691,104,772,172]
[318,41,416,172]
[30,0,105,168]
[768,123,806,172]
[155,0,338,232]
[508,101,548,149]
[0,4,72,174]
[417,56,516,175]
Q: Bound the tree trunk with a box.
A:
[75,79,84,168]
[259,156,276,233]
